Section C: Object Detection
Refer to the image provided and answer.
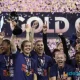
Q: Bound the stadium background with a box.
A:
[0,0,80,52]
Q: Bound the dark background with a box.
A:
[0,12,79,38]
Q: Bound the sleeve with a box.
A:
[12,50,20,59]
[43,33,52,57]
[58,35,71,64]
[13,55,23,80]
[50,65,57,77]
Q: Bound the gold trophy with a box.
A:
[9,12,22,35]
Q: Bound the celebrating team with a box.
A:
[0,20,80,80]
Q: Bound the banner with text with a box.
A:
[0,12,80,38]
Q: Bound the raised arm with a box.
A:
[9,20,17,53]
[58,34,70,64]
[10,34,17,54]
[43,23,52,57]
[25,24,31,41]
[30,21,38,50]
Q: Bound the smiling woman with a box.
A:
[13,40,37,80]
[21,40,32,56]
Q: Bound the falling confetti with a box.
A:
[0,0,80,12]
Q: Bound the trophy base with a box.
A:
[13,28,22,35]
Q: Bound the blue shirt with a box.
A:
[13,53,37,80]
[0,51,19,80]
[72,65,80,80]
[31,51,53,80]
[50,64,73,79]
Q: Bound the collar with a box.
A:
[22,52,31,58]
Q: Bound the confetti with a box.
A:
[0,0,80,12]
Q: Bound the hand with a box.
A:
[58,33,63,35]
[25,24,31,32]
[43,22,47,34]
[32,20,38,28]
[0,31,5,39]
[5,19,17,28]
[11,20,17,27]
[57,77,62,80]
[61,72,68,80]
[61,76,68,80]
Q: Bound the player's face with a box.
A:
[35,41,44,55]
[57,43,63,52]
[23,42,32,54]
[2,42,10,53]
[54,51,60,59]
[55,53,66,67]
[76,43,80,52]
[76,53,80,64]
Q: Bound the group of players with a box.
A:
[0,20,80,80]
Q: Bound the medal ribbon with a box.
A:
[24,57,32,76]
[4,56,10,70]
[38,56,46,76]
[38,56,45,68]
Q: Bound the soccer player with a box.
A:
[50,52,73,80]
[13,40,37,80]
[0,21,18,80]
[27,21,53,80]
[31,40,53,80]
[0,37,18,80]
[73,51,80,80]
[42,22,69,64]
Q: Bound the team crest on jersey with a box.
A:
[21,64,34,76]
[37,68,47,76]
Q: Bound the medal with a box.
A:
[3,70,10,76]
[38,57,45,67]
[24,57,32,76]
[7,71,10,76]
[43,69,47,76]
[26,72,30,76]
[38,56,45,76]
